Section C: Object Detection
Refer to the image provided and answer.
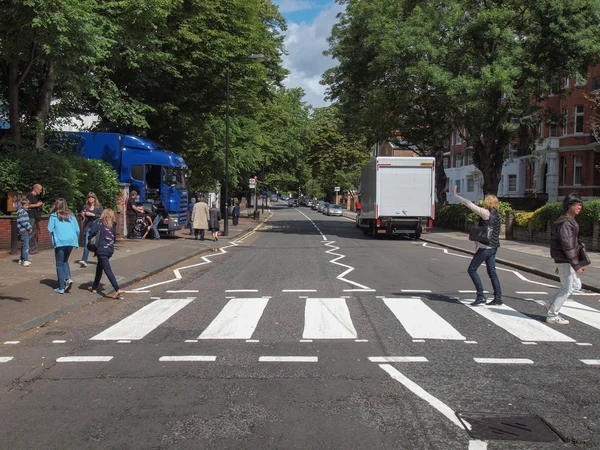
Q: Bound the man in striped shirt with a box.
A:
[16,199,33,267]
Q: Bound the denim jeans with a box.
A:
[548,263,580,318]
[81,226,91,263]
[151,214,162,239]
[20,233,29,262]
[93,254,120,292]
[54,246,74,290]
[467,247,502,300]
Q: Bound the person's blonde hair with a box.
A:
[51,198,73,221]
[86,192,100,207]
[212,201,217,207]
[99,208,116,228]
[483,195,499,210]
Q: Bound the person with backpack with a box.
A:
[16,198,33,267]
[47,198,80,294]
[79,192,103,267]
[451,186,502,306]
[87,209,123,299]
[544,193,586,325]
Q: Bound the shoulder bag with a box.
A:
[579,242,591,267]
[469,219,491,245]
[87,220,102,252]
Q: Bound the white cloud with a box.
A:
[281,3,344,108]
[277,0,319,13]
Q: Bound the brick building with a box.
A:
[445,64,600,205]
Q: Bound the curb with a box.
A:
[0,221,263,342]
[420,236,600,294]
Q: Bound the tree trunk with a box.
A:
[475,131,510,196]
[434,148,447,204]
[8,62,22,145]
[34,61,56,148]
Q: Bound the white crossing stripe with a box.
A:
[463,301,575,342]
[368,356,428,363]
[384,297,466,340]
[401,289,432,293]
[57,356,113,362]
[0,357,14,363]
[90,298,194,341]
[259,356,318,362]
[303,298,357,339]
[553,300,600,331]
[581,359,600,366]
[199,298,269,339]
[159,356,216,362]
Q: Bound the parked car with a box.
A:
[322,203,330,215]
[317,201,327,212]
[311,201,320,210]
[327,204,343,216]
[288,198,298,207]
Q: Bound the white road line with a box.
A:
[464,341,478,344]
[384,297,466,340]
[368,356,428,363]
[166,290,199,293]
[474,358,534,364]
[459,290,488,294]
[159,356,216,362]
[343,289,376,292]
[303,298,358,339]
[468,441,488,450]
[576,343,592,346]
[117,340,131,343]
[246,339,260,343]
[462,300,575,342]
[90,298,194,341]
[581,359,600,366]
[0,357,14,363]
[549,300,600,331]
[199,298,269,339]
[401,289,432,293]
[52,340,67,344]
[185,340,198,343]
[225,289,258,293]
[355,339,369,343]
[4,341,19,344]
[57,356,113,362]
[572,293,600,296]
[522,342,537,345]
[379,364,464,429]
[282,289,317,292]
[121,290,151,293]
[324,240,374,291]
[516,291,548,295]
[299,339,313,342]
[259,356,318,363]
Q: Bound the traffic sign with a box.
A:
[334,186,340,192]
[249,178,256,189]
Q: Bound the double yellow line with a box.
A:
[233,213,272,243]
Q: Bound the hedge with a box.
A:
[437,200,512,226]
[513,199,600,236]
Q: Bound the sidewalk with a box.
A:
[0,211,266,341]
[341,209,600,293]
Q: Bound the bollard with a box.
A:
[10,217,19,255]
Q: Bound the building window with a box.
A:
[592,76,600,91]
[455,180,461,194]
[574,105,584,134]
[455,131,462,145]
[455,154,462,168]
[561,156,567,185]
[131,165,144,181]
[573,156,583,185]
[443,158,449,169]
[538,122,543,137]
[564,77,570,88]
[549,123,557,137]
[562,107,568,136]
[467,177,475,192]
[575,73,587,86]
[508,174,517,192]
[465,152,473,165]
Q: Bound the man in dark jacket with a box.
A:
[545,193,585,325]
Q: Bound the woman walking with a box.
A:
[48,198,80,294]
[451,186,502,306]
[88,209,123,299]
[209,201,222,241]
[79,192,103,267]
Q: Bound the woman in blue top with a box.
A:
[47,198,80,294]
[79,192,103,267]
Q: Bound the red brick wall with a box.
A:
[0,216,53,253]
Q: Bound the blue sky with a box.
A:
[273,0,344,108]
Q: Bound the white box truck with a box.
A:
[357,156,435,239]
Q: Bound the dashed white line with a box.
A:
[259,356,318,363]
[581,359,600,366]
[473,358,534,365]
[521,342,537,345]
[4,341,19,345]
[368,356,428,363]
[166,290,199,293]
[576,343,593,346]
[246,339,260,343]
[401,289,432,293]
[282,289,317,292]
[52,340,67,344]
[159,356,216,362]
[225,289,258,293]
[57,356,113,362]
[515,291,548,295]
[184,340,198,343]
[0,357,14,363]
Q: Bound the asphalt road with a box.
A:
[2,203,600,450]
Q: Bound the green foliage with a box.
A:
[0,142,120,215]
[513,200,600,236]
[578,199,600,236]
[436,203,472,226]
[531,202,563,232]
[514,211,535,228]
[466,201,512,224]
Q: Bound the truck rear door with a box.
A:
[378,163,434,218]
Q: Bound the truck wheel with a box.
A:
[362,226,369,235]
[371,222,379,238]
[413,226,422,240]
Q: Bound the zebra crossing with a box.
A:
[84,294,600,345]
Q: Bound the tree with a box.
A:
[324,0,600,195]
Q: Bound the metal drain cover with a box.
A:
[456,412,564,442]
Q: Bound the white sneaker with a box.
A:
[22,261,31,267]
[18,259,22,265]
[546,316,569,325]
[79,261,88,268]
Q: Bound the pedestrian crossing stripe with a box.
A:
[86,296,600,344]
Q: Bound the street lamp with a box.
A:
[223,53,265,237]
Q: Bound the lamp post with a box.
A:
[223,54,265,237]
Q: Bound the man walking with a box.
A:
[545,193,586,325]
[25,184,44,254]
[191,195,210,240]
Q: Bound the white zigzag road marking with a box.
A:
[420,242,558,289]
[131,226,263,292]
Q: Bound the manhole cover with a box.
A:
[45,331,67,336]
[456,412,565,442]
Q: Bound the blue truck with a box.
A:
[62,132,189,234]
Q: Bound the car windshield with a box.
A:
[162,166,186,189]
[331,205,341,209]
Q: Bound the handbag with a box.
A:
[469,219,491,245]
[578,242,591,267]
[87,221,101,252]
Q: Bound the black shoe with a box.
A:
[487,299,503,305]
[470,298,486,306]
